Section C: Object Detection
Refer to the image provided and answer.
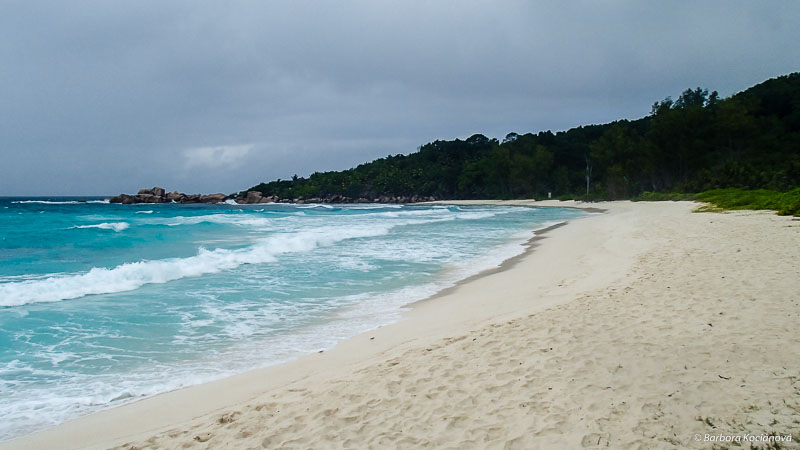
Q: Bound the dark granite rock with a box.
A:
[181,194,201,203]
[134,194,161,203]
[235,191,279,204]
[243,191,264,204]
[111,187,229,204]
[200,193,226,203]
[110,194,137,204]
[166,191,183,202]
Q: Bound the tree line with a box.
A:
[241,73,799,201]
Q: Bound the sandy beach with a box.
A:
[4,200,798,449]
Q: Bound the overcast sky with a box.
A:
[1,1,798,196]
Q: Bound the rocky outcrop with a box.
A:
[110,194,138,204]
[236,191,279,204]
[110,187,229,204]
[111,187,437,205]
[200,193,227,203]
[139,187,165,198]
[166,191,183,202]
[233,191,437,204]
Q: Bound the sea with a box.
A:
[0,197,584,441]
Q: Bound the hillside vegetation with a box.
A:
[242,73,800,204]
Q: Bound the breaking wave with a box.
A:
[71,222,130,232]
[0,224,395,307]
[12,200,109,205]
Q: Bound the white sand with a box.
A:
[4,201,798,449]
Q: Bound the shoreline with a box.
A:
[411,220,570,308]
[5,200,798,449]
[2,200,596,449]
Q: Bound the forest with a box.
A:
[241,73,799,202]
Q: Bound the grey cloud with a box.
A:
[1,1,798,195]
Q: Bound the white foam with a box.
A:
[0,224,400,307]
[11,199,109,205]
[297,204,334,209]
[453,211,503,220]
[13,200,81,204]
[135,210,153,214]
[0,272,69,283]
[341,204,402,210]
[365,206,513,220]
[335,257,378,271]
[157,214,276,228]
[71,222,129,232]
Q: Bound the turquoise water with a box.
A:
[0,198,583,440]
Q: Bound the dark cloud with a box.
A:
[1,1,798,195]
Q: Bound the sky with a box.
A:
[1,1,798,196]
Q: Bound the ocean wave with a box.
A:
[0,360,216,441]
[366,207,512,221]
[149,206,502,228]
[12,199,109,205]
[0,272,69,283]
[135,210,153,214]
[158,214,276,228]
[296,204,335,209]
[14,200,83,204]
[71,222,129,232]
[0,224,396,307]
[341,204,403,210]
[452,211,504,220]
[367,208,453,218]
